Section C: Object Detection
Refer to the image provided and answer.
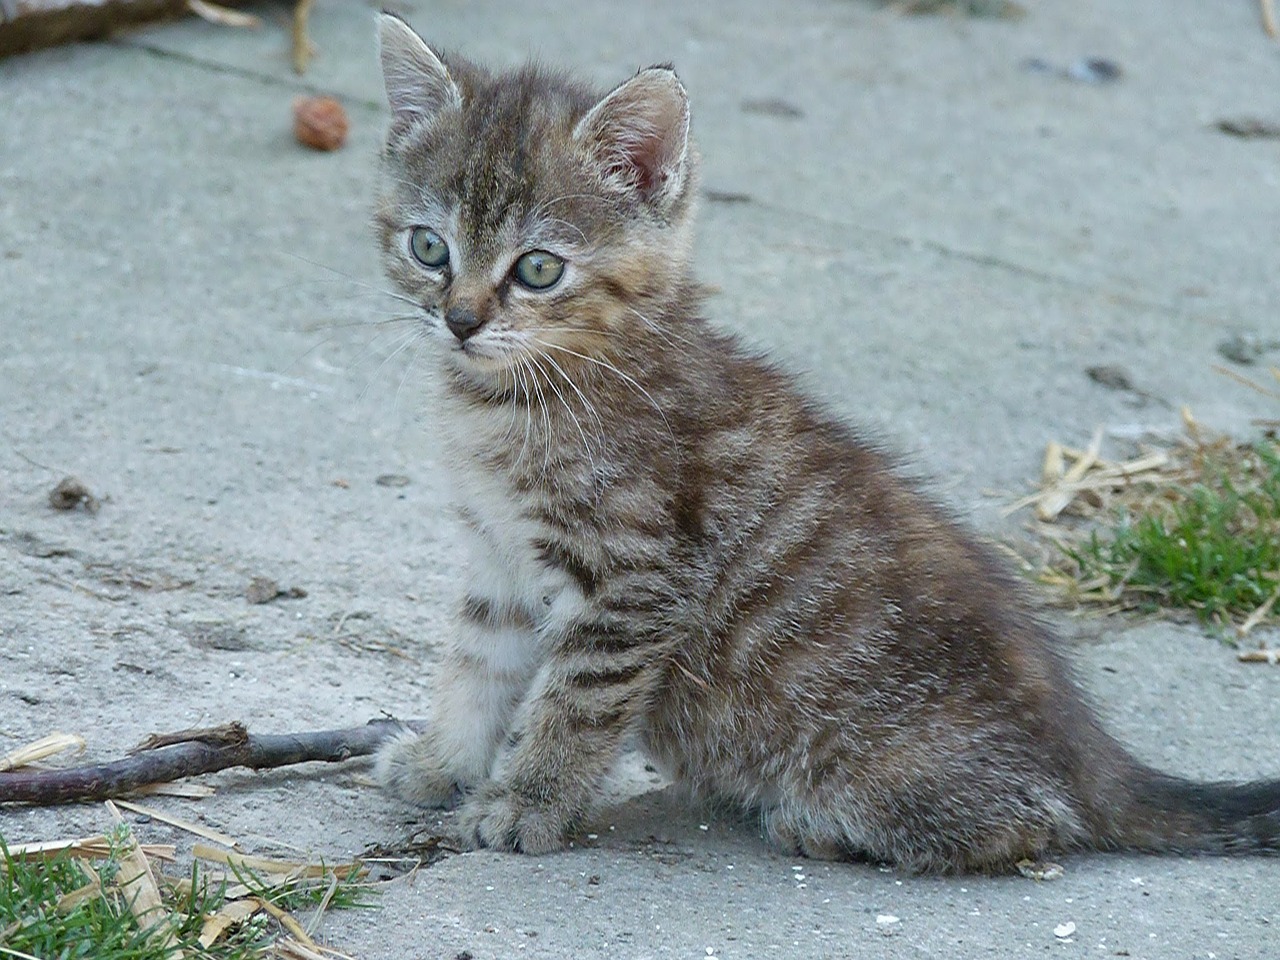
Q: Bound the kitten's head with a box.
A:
[375,14,697,383]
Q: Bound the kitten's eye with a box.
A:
[409,227,449,268]
[513,250,565,290]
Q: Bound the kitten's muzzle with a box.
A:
[445,305,485,342]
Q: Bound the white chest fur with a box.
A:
[435,386,588,639]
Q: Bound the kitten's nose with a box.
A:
[444,305,484,342]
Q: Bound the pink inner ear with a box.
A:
[608,150,661,194]
[606,120,672,197]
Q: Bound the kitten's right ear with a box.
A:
[376,13,460,132]
[574,66,691,211]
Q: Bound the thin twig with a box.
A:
[0,719,425,805]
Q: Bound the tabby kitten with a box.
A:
[371,14,1280,873]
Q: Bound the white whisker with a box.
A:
[532,338,674,441]
[358,326,422,404]
[528,350,595,471]
[280,252,420,309]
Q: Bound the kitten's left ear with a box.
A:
[376,13,461,132]
[574,66,690,210]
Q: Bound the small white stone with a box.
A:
[876,915,900,925]
[1053,921,1076,939]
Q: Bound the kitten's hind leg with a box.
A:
[762,805,860,862]
[377,593,538,806]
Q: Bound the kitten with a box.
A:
[370,13,1280,873]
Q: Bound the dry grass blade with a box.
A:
[106,801,184,957]
[1213,364,1280,400]
[1263,0,1279,38]
[3,835,109,861]
[292,0,316,73]
[53,861,103,914]
[185,0,261,27]
[197,898,261,948]
[0,732,86,771]
[3,835,176,865]
[253,897,319,951]
[1237,579,1280,641]
[130,782,217,799]
[1239,648,1280,664]
[191,843,364,880]
[113,798,241,849]
[303,872,339,937]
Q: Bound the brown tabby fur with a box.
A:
[371,14,1280,873]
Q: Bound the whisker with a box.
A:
[528,192,614,220]
[532,339,675,441]
[627,304,695,350]
[526,352,554,475]
[528,350,594,467]
[515,358,536,469]
[391,329,429,416]
[541,216,589,246]
[537,348,606,437]
[358,326,422,404]
[279,252,420,309]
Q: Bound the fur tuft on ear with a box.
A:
[574,66,690,209]
[376,13,461,131]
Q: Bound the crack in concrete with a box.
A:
[749,197,1239,328]
[110,37,382,112]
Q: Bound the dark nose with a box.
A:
[445,305,484,342]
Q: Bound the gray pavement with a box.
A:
[2,0,1279,957]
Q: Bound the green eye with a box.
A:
[409,227,449,268]
[513,250,565,290]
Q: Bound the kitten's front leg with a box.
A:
[377,593,538,806]
[455,614,663,854]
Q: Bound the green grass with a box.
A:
[2,833,148,960]
[1,829,374,960]
[1051,438,1280,634]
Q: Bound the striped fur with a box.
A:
[371,15,1280,872]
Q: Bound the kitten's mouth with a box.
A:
[448,338,513,373]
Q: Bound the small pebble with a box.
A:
[293,96,350,151]
[1086,364,1135,392]
[1217,332,1280,366]
[48,476,99,513]
[1066,57,1122,83]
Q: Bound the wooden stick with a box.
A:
[0,0,253,58]
[0,718,423,806]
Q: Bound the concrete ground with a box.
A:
[2,0,1279,957]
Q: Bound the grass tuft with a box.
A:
[1057,440,1280,629]
[1,830,374,960]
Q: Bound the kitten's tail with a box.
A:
[1100,766,1280,855]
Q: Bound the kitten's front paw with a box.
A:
[455,784,569,854]
[375,730,464,808]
